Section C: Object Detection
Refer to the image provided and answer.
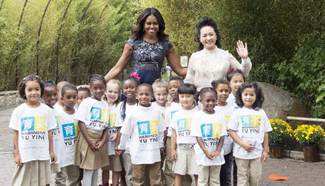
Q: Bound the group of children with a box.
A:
[9,70,271,186]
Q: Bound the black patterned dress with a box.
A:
[127,38,173,84]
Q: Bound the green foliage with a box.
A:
[0,0,137,89]
[0,0,324,117]
[316,85,325,103]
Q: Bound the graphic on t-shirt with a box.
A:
[137,120,159,144]
[201,123,222,139]
[52,116,60,136]
[20,116,47,140]
[241,115,261,128]
[61,122,78,146]
[21,116,46,132]
[137,120,158,136]
[62,122,78,138]
[170,110,178,120]
[224,115,231,122]
[240,115,261,134]
[110,113,116,127]
[176,118,191,136]
[89,107,109,129]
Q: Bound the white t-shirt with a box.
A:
[108,104,119,155]
[164,102,181,137]
[116,101,137,153]
[170,107,198,144]
[226,93,238,109]
[228,107,272,159]
[9,103,57,163]
[215,103,236,155]
[152,102,166,113]
[191,111,227,166]
[53,102,64,111]
[52,108,61,165]
[120,105,164,164]
[74,97,109,131]
[56,109,78,167]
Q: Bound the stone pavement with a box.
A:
[1,108,324,185]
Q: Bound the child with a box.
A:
[164,77,183,186]
[191,87,227,186]
[9,74,56,186]
[102,79,122,186]
[152,79,168,109]
[152,79,169,185]
[212,80,236,186]
[228,82,271,186]
[43,80,58,108]
[167,76,183,105]
[226,70,245,185]
[118,83,164,186]
[117,77,139,186]
[74,74,110,186]
[55,83,81,185]
[170,83,198,186]
[77,85,91,107]
[227,70,245,108]
[52,81,70,181]
[54,81,70,111]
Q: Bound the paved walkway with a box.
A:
[1,108,324,185]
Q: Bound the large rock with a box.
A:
[0,91,22,110]
[257,82,310,119]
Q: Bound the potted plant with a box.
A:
[269,119,293,158]
[294,124,325,162]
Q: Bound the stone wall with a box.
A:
[0,91,22,109]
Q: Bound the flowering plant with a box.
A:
[294,124,325,145]
[130,72,141,81]
[269,119,294,146]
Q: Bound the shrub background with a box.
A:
[0,0,324,117]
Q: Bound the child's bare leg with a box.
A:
[101,166,109,186]
[175,174,183,186]
[112,171,121,186]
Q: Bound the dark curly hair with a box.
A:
[18,74,44,100]
[236,82,264,110]
[132,7,168,40]
[199,87,217,101]
[196,16,221,50]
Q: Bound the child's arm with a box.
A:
[78,121,97,151]
[48,129,56,163]
[115,127,122,147]
[211,136,224,158]
[12,130,21,166]
[196,137,213,160]
[95,128,109,150]
[229,130,254,152]
[262,132,270,162]
[171,128,177,160]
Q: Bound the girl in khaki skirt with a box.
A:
[74,74,110,186]
[101,79,122,186]
[9,75,57,186]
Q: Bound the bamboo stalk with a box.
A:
[35,0,52,75]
